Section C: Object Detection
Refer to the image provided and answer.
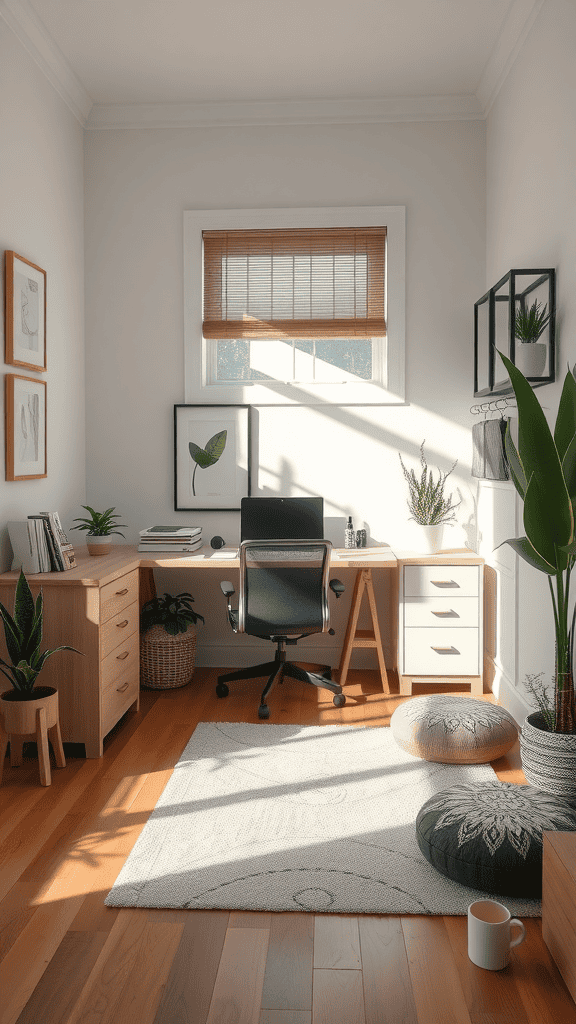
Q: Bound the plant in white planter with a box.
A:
[399,442,460,553]
[71,506,127,555]
[514,299,552,378]
[498,351,576,795]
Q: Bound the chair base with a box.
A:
[217,657,346,716]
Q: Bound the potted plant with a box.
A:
[399,441,460,553]
[0,570,82,785]
[71,505,127,556]
[513,299,552,378]
[140,592,204,689]
[498,350,576,795]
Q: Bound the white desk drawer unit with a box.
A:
[398,559,483,695]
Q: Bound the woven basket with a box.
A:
[140,623,197,689]
[520,712,576,796]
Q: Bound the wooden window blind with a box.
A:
[202,226,386,339]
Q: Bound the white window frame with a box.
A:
[184,205,405,405]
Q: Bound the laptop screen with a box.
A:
[240,497,324,542]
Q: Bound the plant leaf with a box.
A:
[523,473,568,570]
[555,370,576,463]
[504,423,527,498]
[0,602,23,665]
[498,351,573,548]
[14,570,35,642]
[495,536,556,575]
[188,441,218,468]
[204,430,227,460]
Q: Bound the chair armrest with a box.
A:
[220,581,235,597]
[330,578,345,598]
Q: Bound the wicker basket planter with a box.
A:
[140,624,197,689]
[520,712,576,797]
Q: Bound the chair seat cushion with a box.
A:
[390,694,518,763]
[416,780,576,897]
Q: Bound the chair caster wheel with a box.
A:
[216,683,229,698]
[258,704,270,719]
[333,693,346,708]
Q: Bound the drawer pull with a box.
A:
[116,650,130,661]
[431,645,459,654]
[431,609,459,618]
[116,587,129,596]
[116,682,129,693]
[117,619,129,628]
[431,580,459,588]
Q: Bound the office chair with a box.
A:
[216,539,346,719]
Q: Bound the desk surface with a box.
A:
[0,544,483,588]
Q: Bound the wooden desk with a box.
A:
[0,544,483,756]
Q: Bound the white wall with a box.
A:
[0,19,86,571]
[84,118,485,666]
[486,0,576,715]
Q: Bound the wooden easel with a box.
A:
[337,568,390,691]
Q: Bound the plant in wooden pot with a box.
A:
[140,592,204,689]
[0,570,82,786]
[498,351,576,795]
[71,505,127,556]
[399,441,460,553]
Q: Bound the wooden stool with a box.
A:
[0,687,66,787]
[337,568,390,691]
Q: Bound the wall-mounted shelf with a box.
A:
[474,268,555,397]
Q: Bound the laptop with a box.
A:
[240,496,324,543]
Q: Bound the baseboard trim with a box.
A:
[196,642,393,670]
[486,658,530,728]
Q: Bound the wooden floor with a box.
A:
[1,667,575,1024]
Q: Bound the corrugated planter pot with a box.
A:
[520,711,576,797]
[140,623,197,689]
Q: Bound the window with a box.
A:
[184,207,405,404]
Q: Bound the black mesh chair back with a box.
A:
[239,540,331,637]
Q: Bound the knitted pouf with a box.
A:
[390,694,518,764]
[416,780,576,898]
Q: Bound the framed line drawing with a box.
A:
[5,251,47,371]
[174,404,251,510]
[5,374,47,480]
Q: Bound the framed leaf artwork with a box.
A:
[174,404,251,510]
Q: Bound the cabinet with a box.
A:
[397,555,484,696]
[0,549,141,757]
[542,831,576,1003]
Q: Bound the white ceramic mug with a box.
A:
[468,899,526,970]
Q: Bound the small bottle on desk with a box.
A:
[344,516,356,548]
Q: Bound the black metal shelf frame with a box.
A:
[474,268,555,398]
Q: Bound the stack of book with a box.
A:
[8,512,77,573]
[137,526,202,553]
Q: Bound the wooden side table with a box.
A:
[543,830,576,1003]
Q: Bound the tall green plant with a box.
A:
[498,351,576,733]
[0,570,82,695]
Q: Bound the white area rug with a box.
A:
[105,722,542,916]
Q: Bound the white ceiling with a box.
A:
[1,0,543,126]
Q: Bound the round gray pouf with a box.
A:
[416,780,576,897]
[391,694,518,764]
